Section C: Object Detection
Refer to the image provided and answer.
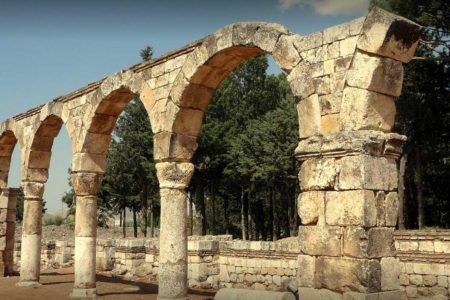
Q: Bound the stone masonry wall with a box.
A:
[0,189,18,277]
[395,231,450,300]
[13,230,450,299]
[13,235,298,290]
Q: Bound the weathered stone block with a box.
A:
[72,152,107,173]
[349,17,366,36]
[172,107,204,137]
[423,274,437,286]
[299,226,342,257]
[324,23,350,44]
[299,158,339,191]
[253,25,287,53]
[297,255,315,287]
[156,162,194,189]
[71,172,103,196]
[343,227,394,258]
[357,7,421,63]
[22,168,49,183]
[273,35,301,72]
[340,87,396,132]
[287,64,315,99]
[297,94,321,138]
[343,291,402,300]
[381,257,400,291]
[339,36,358,56]
[153,131,197,162]
[347,51,404,97]
[22,181,45,199]
[376,192,398,226]
[298,288,342,300]
[81,132,112,155]
[325,190,376,227]
[315,257,381,293]
[298,191,325,225]
[320,114,340,134]
[338,155,398,191]
[320,93,341,115]
[293,32,323,52]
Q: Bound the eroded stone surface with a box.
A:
[0,8,421,298]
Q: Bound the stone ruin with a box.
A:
[0,7,424,300]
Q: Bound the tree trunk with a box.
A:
[122,205,126,238]
[211,181,216,235]
[150,195,155,238]
[241,186,248,240]
[133,206,138,238]
[398,154,407,230]
[269,187,275,241]
[272,190,281,241]
[119,209,122,227]
[141,182,148,237]
[195,178,207,235]
[415,150,425,229]
[283,184,291,238]
[248,200,253,240]
[223,195,229,234]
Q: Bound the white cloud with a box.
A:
[279,0,370,15]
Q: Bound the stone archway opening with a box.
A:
[0,130,20,278]
[17,114,66,286]
[70,83,158,297]
[184,51,300,241]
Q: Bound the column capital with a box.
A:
[71,172,103,196]
[21,181,44,200]
[156,162,194,189]
[295,130,406,161]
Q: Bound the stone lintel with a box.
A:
[295,130,406,161]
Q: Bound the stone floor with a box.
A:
[0,267,216,299]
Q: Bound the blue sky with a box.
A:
[0,0,369,213]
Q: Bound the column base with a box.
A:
[70,288,97,298]
[16,280,42,287]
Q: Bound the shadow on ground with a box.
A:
[0,267,216,300]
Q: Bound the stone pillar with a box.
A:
[0,188,19,277]
[295,131,405,299]
[156,162,194,300]
[70,171,102,298]
[17,181,44,286]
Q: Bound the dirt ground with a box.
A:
[0,267,215,300]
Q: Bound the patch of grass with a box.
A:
[43,215,65,226]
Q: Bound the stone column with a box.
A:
[17,181,44,286]
[0,188,19,277]
[295,131,405,299]
[70,171,102,298]
[156,162,194,300]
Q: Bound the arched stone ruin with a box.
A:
[0,7,422,299]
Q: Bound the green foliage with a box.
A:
[15,188,24,222]
[191,56,299,239]
[43,215,64,226]
[140,46,153,61]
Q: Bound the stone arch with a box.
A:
[18,114,66,286]
[153,9,423,299]
[67,70,155,297]
[72,71,153,176]
[0,129,18,189]
[155,22,307,162]
[22,115,64,184]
